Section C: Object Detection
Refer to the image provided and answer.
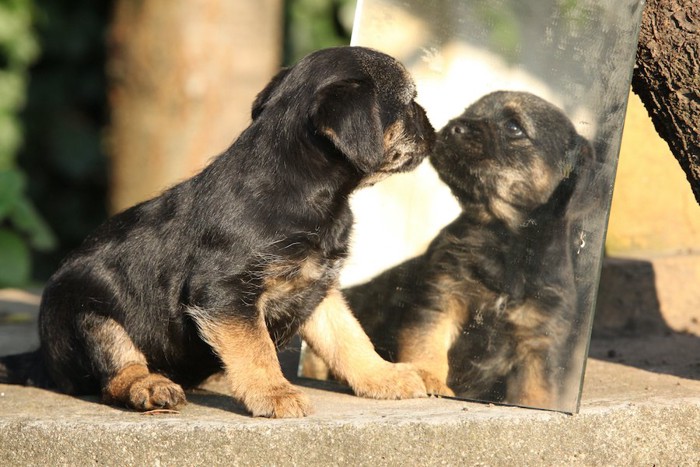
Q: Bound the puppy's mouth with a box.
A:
[430,136,489,179]
[358,147,428,188]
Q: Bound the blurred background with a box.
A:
[0,0,698,289]
[0,0,354,286]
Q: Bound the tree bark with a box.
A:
[107,0,283,213]
[632,0,700,204]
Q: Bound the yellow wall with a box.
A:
[606,91,700,256]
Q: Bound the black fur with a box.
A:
[0,47,434,408]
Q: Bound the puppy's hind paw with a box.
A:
[103,365,186,411]
[350,362,427,400]
[127,374,187,411]
[243,384,313,418]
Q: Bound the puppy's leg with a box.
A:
[188,309,311,418]
[397,321,457,397]
[80,315,186,410]
[300,288,426,399]
[506,352,554,408]
[395,281,468,397]
[299,345,331,380]
[506,302,560,407]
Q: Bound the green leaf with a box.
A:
[9,197,56,251]
[0,114,23,170]
[0,228,30,287]
[0,169,25,220]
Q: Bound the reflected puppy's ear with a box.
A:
[544,134,596,218]
[565,134,594,175]
[311,79,384,173]
[566,134,603,219]
[251,68,291,120]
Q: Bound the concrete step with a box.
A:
[1,254,699,466]
[1,350,698,466]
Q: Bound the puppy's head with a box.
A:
[251,46,435,185]
[431,91,593,228]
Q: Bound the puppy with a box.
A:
[303,91,597,409]
[0,46,435,418]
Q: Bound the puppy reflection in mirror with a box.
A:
[302,91,596,409]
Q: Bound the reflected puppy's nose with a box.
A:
[446,120,483,139]
[450,123,467,135]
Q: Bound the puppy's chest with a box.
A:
[258,252,341,345]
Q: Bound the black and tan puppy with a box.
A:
[0,46,435,417]
[305,91,597,408]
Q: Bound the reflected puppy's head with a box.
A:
[251,46,435,186]
[431,91,593,227]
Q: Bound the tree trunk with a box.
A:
[632,0,700,204]
[107,0,283,213]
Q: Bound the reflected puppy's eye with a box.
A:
[504,119,526,138]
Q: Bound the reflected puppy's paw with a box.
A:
[351,362,427,399]
[243,384,313,418]
[416,369,455,397]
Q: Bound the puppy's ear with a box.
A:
[541,134,594,218]
[252,68,291,120]
[563,134,603,220]
[565,134,594,174]
[311,79,384,173]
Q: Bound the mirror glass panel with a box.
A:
[299,0,645,413]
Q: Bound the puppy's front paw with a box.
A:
[416,369,455,397]
[350,362,427,400]
[243,384,312,418]
[127,374,187,411]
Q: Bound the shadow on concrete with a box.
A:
[185,389,251,416]
[591,257,700,381]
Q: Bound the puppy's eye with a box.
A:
[504,119,525,138]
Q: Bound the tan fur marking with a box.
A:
[80,316,148,375]
[298,344,331,380]
[188,308,311,418]
[529,156,556,198]
[258,254,326,314]
[396,276,468,397]
[103,363,186,410]
[300,287,426,399]
[505,301,563,407]
[320,126,338,141]
[493,156,559,229]
[103,363,149,403]
[506,356,553,407]
[383,121,403,147]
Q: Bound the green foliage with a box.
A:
[284,0,355,65]
[0,0,57,288]
[18,0,110,281]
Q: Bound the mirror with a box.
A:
[298,0,644,413]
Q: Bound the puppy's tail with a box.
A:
[0,349,53,388]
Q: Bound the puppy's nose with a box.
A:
[445,120,482,140]
[449,124,467,135]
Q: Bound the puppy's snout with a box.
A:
[410,101,436,151]
[395,101,435,158]
[446,120,481,139]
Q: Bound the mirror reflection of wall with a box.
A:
[300,0,644,413]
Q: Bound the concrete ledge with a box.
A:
[1,356,699,466]
[2,253,700,466]
[2,336,699,465]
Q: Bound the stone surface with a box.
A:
[1,270,699,466]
